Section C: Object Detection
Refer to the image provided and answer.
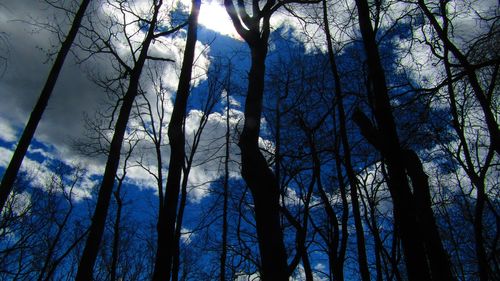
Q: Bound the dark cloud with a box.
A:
[0,0,109,161]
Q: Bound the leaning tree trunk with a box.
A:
[417,0,500,156]
[75,61,144,281]
[403,149,455,281]
[74,1,163,279]
[0,0,91,214]
[151,0,200,280]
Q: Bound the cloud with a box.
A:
[0,0,216,200]
[0,0,329,208]
[0,147,14,168]
[0,117,17,142]
[180,226,195,244]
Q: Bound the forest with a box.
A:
[0,0,498,280]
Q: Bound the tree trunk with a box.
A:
[110,178,124,281]
[237,43,289,281]
[353,0,434,280]
[315,140,346,281]
[0,0,91,213]
[75,2,163,279]
[170,167,188,281]
[323,0,370,279]
[220,80,231,281]
[301,251,314,281]
[440,7,491,280]
[75,69,140,281]
[151,1,200,280]
[474,181,490,281]
[403,149,455,281]
[417,0,500,156]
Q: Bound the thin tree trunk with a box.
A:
[315,144,346,281]
[172,66,218,281]
[37,198,74,281]
[322,0,370,279]
[359,178,384,281]
[440,7,491,279]
[220,74,231,281]
[0,0,91,213]
[43,229,89,281]
[110,177,124,281]
[152,1,200,280]
[75,2,163,279]
[170,168,188,281]
[417,0,500,156]
[474,181,489,281]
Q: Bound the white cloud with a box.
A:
[180,226,195,244]
[0,146,13,168]
[0,117,17,142]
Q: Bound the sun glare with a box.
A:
[197,0,240,39]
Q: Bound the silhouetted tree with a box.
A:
[223,0,321,279]
[0,0,91,214]
[352,0,454,280]
[152,0,201,279]
[75,0,183,278]
[322,0,370,279]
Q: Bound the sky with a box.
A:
[0,0,327,201]
[0,0,239,198]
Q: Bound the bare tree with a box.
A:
[152,0,201,279]
[74,0,183,278]
[415,1,499,280]
[223,0,322,279]
[0,0,91,214]
[416,0,500,156]
[322,0,370,279]
[352,0,454,280]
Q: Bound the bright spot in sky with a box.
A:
[197,0,240,39]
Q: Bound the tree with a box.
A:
[74,0,183,278]
[223,0,321,279]
[0,163,89,281]
[415,1,499,280]
[322,0,370,279]
[352,0,454,280]
[416,0,500,156]
[0,0,91,214]
[152,0,201,279]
